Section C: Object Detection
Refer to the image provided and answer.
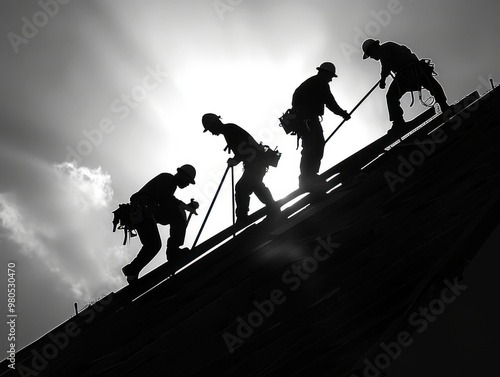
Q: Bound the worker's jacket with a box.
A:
[220,123,266,166]
[130,173,182,225]
[378,42,420,82]
[292,74,344,119]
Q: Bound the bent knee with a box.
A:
[144,238,162,252]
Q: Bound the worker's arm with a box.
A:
[325,90,350,120]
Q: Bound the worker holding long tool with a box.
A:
[291,62,351,190]
[202,113,279,224]
[362,39,450,133]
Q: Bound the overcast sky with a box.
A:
[1,0,500,372]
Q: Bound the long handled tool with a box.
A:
[192,165,231,249]
[231,166,235,227]
[325,79,381,144]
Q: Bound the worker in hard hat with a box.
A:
[202,113,278,223]
[362,39,450,132]
[121,164,198,283]
[291,62,351,189]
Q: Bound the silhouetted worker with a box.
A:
[362,39,450,131]
[292,62,351,189]
[202,113,277,223]
[121,165,198,283]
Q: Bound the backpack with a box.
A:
[112,203,140,245]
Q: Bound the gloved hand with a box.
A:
[227,157,240,167]
[342,110,351,121]
[180,199,199,215]
[186,199,199,215]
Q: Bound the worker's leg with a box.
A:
[235,169,253,220]
[166,207,187,262]
[124,216,162,277]
[252,168,275,207]
[386,80,406,125]
[299,119,325,186]
[422,74,449,111]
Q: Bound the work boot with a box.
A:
[235,213,250,226]
[299,174,326,192]
[266,202,282,219]
[439,102,451,114]
[122,264,138,285]
[166,247,189,263]
[387,119,406,135]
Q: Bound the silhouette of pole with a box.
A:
[192,165,231,249]
[325,79,381,144]
[231,166,236,232]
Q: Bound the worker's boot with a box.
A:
[387,118,406,135]
[122,264,139,284]
[166,246,189,264]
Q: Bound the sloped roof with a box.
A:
[3,87,500,377]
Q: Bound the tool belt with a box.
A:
[279,108,309,136]
[261,144,281,167]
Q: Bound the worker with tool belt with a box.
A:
[202,113,278,224]
[291,62,351,190]
[362,39,450,132]
[121,164,198,283]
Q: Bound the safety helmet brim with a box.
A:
[316,67,338,77]
[202,113,221,132]
[177,165,196,184]
[362,39,380,59]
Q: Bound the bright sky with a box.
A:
[1,0,499,353]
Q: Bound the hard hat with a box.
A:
[316,62,337,77]
[362,39,380,59]
[202,113,221,132]
[177,164,196,184]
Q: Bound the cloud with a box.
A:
[0,156,128,302]
[53,161,114,211]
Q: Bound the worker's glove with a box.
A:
[181,199,199,215]
[227,157,240,167]
[341,110,351,121]
[379,80,386,89]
